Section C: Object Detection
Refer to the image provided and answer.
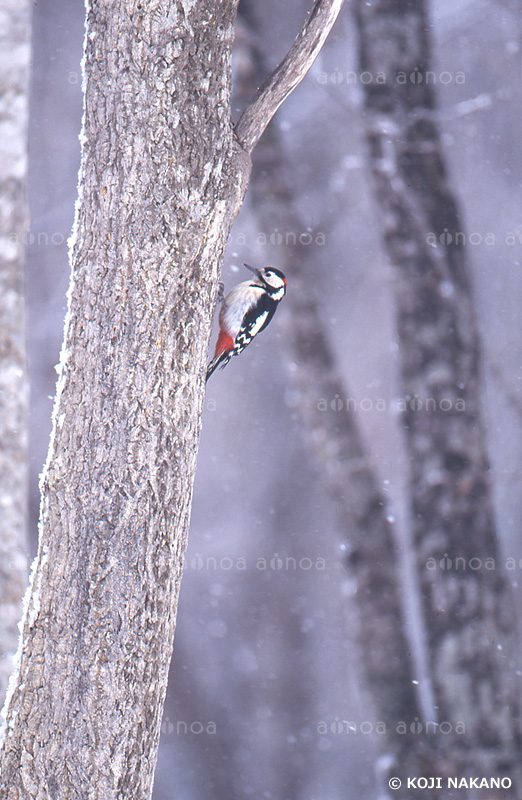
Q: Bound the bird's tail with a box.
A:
[206,351,232,382]
[206,330,234,382]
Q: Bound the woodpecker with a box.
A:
[206,263,287,382]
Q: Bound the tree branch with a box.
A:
[234,0,343,153]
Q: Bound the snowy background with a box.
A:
[25,0,521,797]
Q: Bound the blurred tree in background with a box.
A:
[355,0,522,787]
[236,0,426,790]
[0,0,30,704]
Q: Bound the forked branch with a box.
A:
[234,0,343,153]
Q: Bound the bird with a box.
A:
[206,263,287,382]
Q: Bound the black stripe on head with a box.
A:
[258,267,287,295]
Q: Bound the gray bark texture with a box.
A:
[354,0,522,789]
[0,1,341,797]
[0,0,31,703]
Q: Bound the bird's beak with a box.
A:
[243,263,261,278]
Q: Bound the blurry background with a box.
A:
[16,0,522,797]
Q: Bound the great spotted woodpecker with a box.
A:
[206,264,287,382]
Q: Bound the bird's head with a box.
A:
[244,263,287,295]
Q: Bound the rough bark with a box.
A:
[0,0,31,702]
[354,0,522,788]
[0,5,247,797]
[0,1,341,797]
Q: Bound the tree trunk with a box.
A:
[0,1,341,796]
[0,0,31,703]
[354,0,522,789]
[0,2,247,797]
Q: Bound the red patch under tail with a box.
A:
[214,330,234,357]
[206,330,235,382]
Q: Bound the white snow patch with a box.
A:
[0,236,19,261]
